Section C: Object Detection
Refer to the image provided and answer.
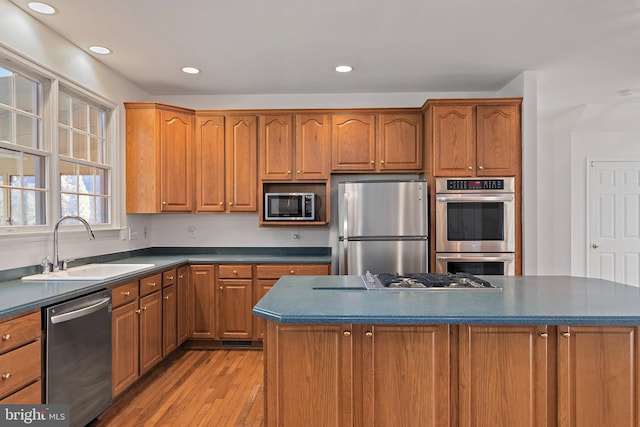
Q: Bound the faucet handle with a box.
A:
[60,259,74,271]
[41,257,51,274]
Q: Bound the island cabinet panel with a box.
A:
[265,322,354,427]
[557,325,640,427]
[360,324,450,427]
[458,325,551,427]
[188,265,216,339]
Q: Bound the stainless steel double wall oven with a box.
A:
[435,177,516,275]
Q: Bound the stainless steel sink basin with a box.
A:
[22,263,155,281]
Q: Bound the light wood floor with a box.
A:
[94,349,264,427]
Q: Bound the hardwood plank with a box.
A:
[94,349,263,426]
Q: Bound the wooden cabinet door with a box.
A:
[176,266,189,345]
[226,115,257,212]
[378,113,422,171]
[217,279,253,339]
[558,325,640,427]
[189,265,215,339]
[162,285,177,357]
[331,113,376,171]
[458,325,550,427]
[111,300,139,397]
[139,291,162,375]
[361,325,450,427]
[259,115,294,180]
[296,114,330,180]
[195,115,226,212]
[253,279,275,340]
[476,105,519,177]
[432,105,475,177]
[264,322,354,427]
[160,109,193,212]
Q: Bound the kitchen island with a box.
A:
[253,275,640,427]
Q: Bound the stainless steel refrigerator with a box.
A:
[338,180,428,275]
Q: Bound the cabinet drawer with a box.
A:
[111,281,139,308]
[162,269,177,287]
[256,264,330,279]
[218,265,252,279]
[0,312,41,354]
[0,341,41,399]
[140,274,162,297]
[0,380,41,404]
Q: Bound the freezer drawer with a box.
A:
[339,239,428,275]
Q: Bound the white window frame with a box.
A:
[0,46,120,239]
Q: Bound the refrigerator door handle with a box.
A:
[342,192,349,274]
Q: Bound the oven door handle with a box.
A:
[436,254,515,262]
[436,195,514,203]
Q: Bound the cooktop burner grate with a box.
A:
[364,272,499,289]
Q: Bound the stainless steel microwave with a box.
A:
[264,193,316,221]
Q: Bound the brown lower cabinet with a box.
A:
[111,270,179,397]
[264,322,640,427]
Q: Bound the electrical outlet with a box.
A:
[188,225,196,238]
[292,230,300,240]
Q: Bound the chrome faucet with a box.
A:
[52,215,95,272]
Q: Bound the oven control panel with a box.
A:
[447,179,504,190]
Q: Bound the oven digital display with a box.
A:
[447,179,505,190]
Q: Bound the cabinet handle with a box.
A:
[290,270,295,275]
[164,295,170,300]
[467,166,473,170]
[296,170,301,174]
[167,275,174,280]
[229,202,234,206]
[233,270,237,275]
[370,160,374,164]
[561,331,571,338]
[178,275,184,279]
[343,330,351,336]
[380,160,385,164]
[142,306,147,311]
[2,373,11,380]
[287,170,291,174]
[1,334,11,341]
[539,332,548,338]
[365,331,373,337]
[219,202,224,206]
[219,286,223,291]
[162,201,167,205]
[148,282,156,287]
[135,309,141,315]
[478,166,484,170]
[122,291,131,297]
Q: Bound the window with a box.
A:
[58,91,111,224]
[0,55,115,232]
[0,65,46,226]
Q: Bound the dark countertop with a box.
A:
[0,251,331,319]
[252,275,640,325]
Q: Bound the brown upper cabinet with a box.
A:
[194,113,258,213]
[424,99,521,177]
[125,103,194,213]
[332,111,422,172]
[258,114,330,181]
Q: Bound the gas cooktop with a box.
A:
[362,272,501,290]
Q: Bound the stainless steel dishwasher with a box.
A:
[45,289,112,427]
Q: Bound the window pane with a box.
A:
[0,148,19,184]
[60,161,77,192]
[0,107,12,143]
[96,168,108,195]
[22,189,45,225]
[23,154,45,190]
[89,106,104,137]
[78,164,93,194]
[0,67,10,107]
[58,92,70,126]
[15,74,37,114]
[78,194,92,221]
[58,127,70,156]
[72,98,87,132]
[72,132,88,160]
[9,188,22,225]
[0,187,5,225]
[60,193,77,217]
[16,113,38,148]
[89,136,103,163]
[95,196,108,224]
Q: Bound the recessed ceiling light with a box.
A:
[89,45,111,55]
[181,66,200,74]
[335,65,353,73]
[28,2,56,14]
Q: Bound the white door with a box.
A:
[588,160,640,286]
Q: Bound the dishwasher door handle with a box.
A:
[50,297,111,324]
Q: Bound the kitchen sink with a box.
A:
[21,263,155,281]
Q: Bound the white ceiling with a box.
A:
[8,0,640,118]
